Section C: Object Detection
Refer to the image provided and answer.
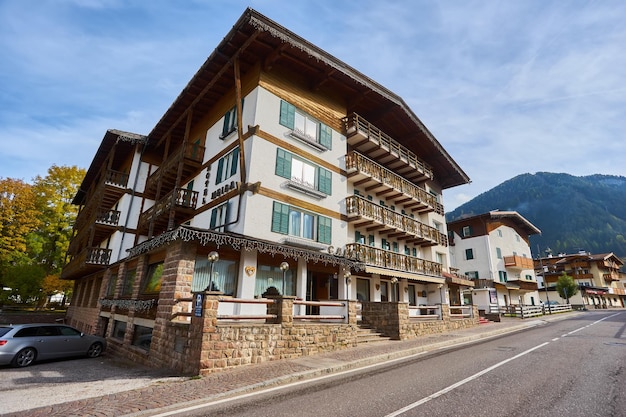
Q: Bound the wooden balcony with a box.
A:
[346,151,443,215]
[61,247,112,280]
[507,278,539,291]
[503,255,534,270]
[137,187,198,236]
[343,113,434,184]
[74,169,129,230]
[346,195,447,247]
[68,208,122,255]
[144,142,205,199]
[345,243,442,276]
[603,272,620,282]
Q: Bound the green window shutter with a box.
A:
[215,157,224,185]
[317,216,332,244]
[368,235,375,246]
[317,167,332,194]
[222,110,231,138]
[209,208,218,229]
[382,239,388,250]
[271,202,289,234]
[230,147,240,177]
[355,231,362,244]
[319,123,332,149]
[275,149,292,179]
[279,100,295,129]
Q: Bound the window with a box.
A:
[497,229,502,237]
[368,235,375,246]
[465,248,474,260]
[496,247,502,259]
[271,202,331,244]
[279,100,332,150]
[462,226,472,237]
[142,262,164,294]
[192,256,239,295]
[404,245,410,255]
[525,274,533,280]
[106,274,117,297]
[499,271,508,282]
[381,239,390,251]
[436,252,444,264]
[215,147,239,185]
[408,284,416,306]
[255,263,295,297]
[355,231,365,244]
[275,149,331,195]
[121,269,136,296]
[356,278,370,302]
[466,271,479,279]
[380,281,388,301]
[220,100,244,139]
[113,320,126,340]
[132,325,153,351]
[210,202,229,232]
[392,242,399,253]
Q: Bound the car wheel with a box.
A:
[87,342,103,358]
[12,347,37,367]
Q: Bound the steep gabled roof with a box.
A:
[147,8,469,189]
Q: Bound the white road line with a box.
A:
[384,342,550,417]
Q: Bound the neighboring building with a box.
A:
[447,211,541,313]
[61,8,473,374]
[534,251,625,308]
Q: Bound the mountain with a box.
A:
[446,172,626,258]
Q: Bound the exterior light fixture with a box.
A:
[206,251,219,292]
[279,262,289,295]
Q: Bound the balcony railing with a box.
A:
[346,195,447,246]
[503,255,534,270]
[345,243,442,276]
[137,187,198,233]
[342,113,434,181]
[144,142,205,197]
[346,151,443,215]
[95,208,121,226]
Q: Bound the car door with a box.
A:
[31,325,65,360]
[55,325,88,356]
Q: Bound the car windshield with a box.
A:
[0,327,13,337]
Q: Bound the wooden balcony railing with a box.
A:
[61,247,112,280]
[346,195,447,246]
[95,208,121,226]
[137,187,198,233]
[344,243,442,276]
[346,151,443,215]
[342,113,434,180]
[503,255,534,270]
[144,142,205,197]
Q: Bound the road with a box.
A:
[165,311,626,417]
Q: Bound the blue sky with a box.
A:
[1,0,625,211]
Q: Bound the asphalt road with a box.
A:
[172,311,626,417]
[0,354,183,414]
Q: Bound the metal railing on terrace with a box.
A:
[342,113,434,180]
[137,187,198,232]
[346,152,443,215]
[344,242,442,276]
[346,195,447,246]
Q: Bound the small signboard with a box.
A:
[194,293,203,317]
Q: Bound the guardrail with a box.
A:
[489,303,573,318]
[408,305,441,319]
[217,297,277,320]
[449,305,473,318]
[293,299,347,323]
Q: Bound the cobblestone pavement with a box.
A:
[3,314,580,417]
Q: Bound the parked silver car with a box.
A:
[0,323,106,367]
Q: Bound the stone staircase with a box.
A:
[356,324,391,344]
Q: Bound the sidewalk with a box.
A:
[5,313,579,417]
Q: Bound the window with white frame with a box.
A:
[466,271,479,279]
[462,226,472,237]
[279,100,332,150]
[465,248,474,260]
[215,147,239,185]
[496,247,502,259]
[271,201,331,244]
[275,149,331,195]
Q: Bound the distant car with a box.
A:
[0,323,106,367]
[544,300,559,305]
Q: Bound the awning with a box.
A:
[584,289,607,295]
[364,266,445,284]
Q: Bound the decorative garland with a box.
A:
[99,298,157,311]
[128,225,364,271]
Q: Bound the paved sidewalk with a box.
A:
[4,313,578,417]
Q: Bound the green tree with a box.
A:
[556,272,578,304]
[29,165,85,275]
[0,178,40,279]
[0,264,46,305]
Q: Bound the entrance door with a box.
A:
[306,271,337,314]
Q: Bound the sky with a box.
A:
[1,0,625,211]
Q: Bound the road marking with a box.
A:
[384,342,550,417]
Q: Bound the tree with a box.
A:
[29,165,85,275]
[0,264,46,305]
[41,273,73,307]
[0,178,40,279]
[556,272,578,304]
